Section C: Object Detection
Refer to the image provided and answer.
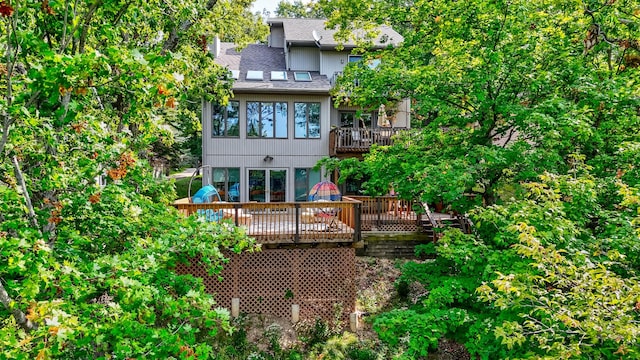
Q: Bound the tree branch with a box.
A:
[0,280,38,331]
[11,156,43,235]
[78,0,102,54]
[1,15,14,155]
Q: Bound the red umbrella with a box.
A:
[308,180,341,201]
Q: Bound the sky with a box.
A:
[251,0,280,16]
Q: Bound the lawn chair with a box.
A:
[314,199,341,228]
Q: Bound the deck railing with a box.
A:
[348,196,423,232]
[329,127,406,155]
[173,198,361,244]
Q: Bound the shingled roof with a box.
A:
[268,18,403,49]
[214,43,331,94]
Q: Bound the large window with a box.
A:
[247,102,288,138]
[294,102,320,139]
[212,168,240,202]
[212,101,239,137]
[295,168,321,201]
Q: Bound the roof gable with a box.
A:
[268,18,403,49]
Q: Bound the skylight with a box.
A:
[293,72,312,82]
[271,71,288,81]
[229,70,240,79]
[246,70,263,81]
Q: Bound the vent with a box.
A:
[230,70,240,79]
[246,70,264,81]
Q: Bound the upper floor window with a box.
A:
[247,102,288,138]
[348,55,362,63]
[212,101,239,137]
[294,103,320,139]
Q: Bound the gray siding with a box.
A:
[202,94,331,202]
[269,27,285,48]
[289,47,320,71]
[393,99,411,128]
[320,51,348,77]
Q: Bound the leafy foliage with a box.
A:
[0,0,266,358]
[320,0,640,210]
[318,0,640,357]
[275,0,326,18]
[370,174,640,359]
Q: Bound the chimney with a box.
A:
[211,35,221,58]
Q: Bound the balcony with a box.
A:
[329,127,406,155]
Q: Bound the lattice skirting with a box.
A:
[174,248,356,321]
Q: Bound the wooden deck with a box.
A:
[173,196,469,245]
[173,198,361,244]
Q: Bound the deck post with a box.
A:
[231,298,240,317]
[349,312,359,331]
[233,203,241,226]
[354,202,361,242]
[294,204,300,243]
[376,197,382,229]
[291,304,300,323]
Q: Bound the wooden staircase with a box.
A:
[419,203,472,241]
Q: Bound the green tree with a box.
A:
[373,171,640,359]
[321,0,640,210]
[276,0,326,18]
[0,0,266,358]
[318,0,640,357]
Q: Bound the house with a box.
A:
[202,18,409,202]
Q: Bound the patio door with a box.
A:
[248,169,287,202]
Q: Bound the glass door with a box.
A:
[248,169,287,202]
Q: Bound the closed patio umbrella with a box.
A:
[377,104,391,127]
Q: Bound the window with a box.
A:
[247,102,288,138]
[212,168,240,202]
[212,101,239,137]
[295,168,321,201]
[339,111,372,128]
[229,70,240,79]
[339,112,355,127]
[343,173,369,196]
[294,72,312,81]
[294,102,320,139]
[348,55,362,63]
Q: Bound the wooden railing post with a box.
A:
[294,203,300,243]
[354,202,361,242]
[376,197,382,228]
[233,203,241,226]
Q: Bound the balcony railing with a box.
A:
[329,127,406,155]
[173,197,362,245]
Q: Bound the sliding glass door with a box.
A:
[248,169,287,202]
